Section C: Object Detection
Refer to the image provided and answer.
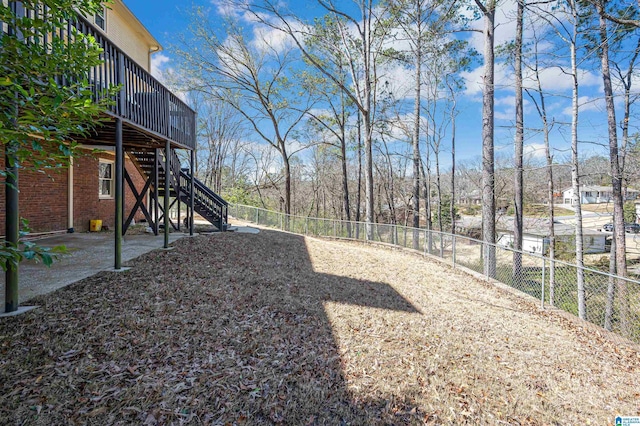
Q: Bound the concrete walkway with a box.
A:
[0,231,189,307]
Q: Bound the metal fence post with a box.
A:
[424,229,427,254]
[452,234,456,267]
[255,208,259,224]
[541,258,546,309]
[484,243,489,279]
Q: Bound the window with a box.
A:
[95,7,106,30]
[99,161,113,198]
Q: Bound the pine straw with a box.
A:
[0,229,638,425]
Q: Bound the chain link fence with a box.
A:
[229,204,640,345]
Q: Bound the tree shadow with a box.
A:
[0,229,424,424]
[185,229,423,423]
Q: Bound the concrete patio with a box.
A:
[0,230,190,308]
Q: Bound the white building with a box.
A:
[561,186,639,205]
[496,218,607,255]
[497,226,606,255]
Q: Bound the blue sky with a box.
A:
[125,0,638,170]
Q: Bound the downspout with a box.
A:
[67,155,74,233]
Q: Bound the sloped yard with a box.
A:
[0,229,638,425]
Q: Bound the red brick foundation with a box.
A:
[0,148,147,235]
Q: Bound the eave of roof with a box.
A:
[116,0,162,52]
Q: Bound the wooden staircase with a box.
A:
[127,148,228,232]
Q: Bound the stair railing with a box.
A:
[179,169,228,229]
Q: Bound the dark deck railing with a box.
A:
[180,169,228,230]
[5,3,196,150]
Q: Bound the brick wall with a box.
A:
[0,149,148,235]
[73,152,148,233]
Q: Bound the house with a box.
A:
[459,189,482,205]
[497,227,606,255]
[1,2,227,264]
[561,185,639,205]
[496,219,606,255]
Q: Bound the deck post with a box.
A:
[176,154,181,231]
[114,50,125,270]
[164,140,170,249]
[114,118,123,270]
[190,149,195,236]
[153,149,159,235]
[4,142,19,313]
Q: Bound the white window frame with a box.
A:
[98,159,114,199]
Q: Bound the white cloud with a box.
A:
[380,63,414,100]
[150,53,171,80]
[210,0,249,18]
[249,24,296,54]
[561,96,605,116]
[523,67,601,94]
[149,53,189,103]
[460,64,513,96]
[524,142,547,159]
[495,109,513,120]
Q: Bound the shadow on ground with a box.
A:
[0,229,423,424]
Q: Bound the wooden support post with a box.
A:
[190,149,195,236]
[153,149,159,235]
[4,142,19,313]
[177,159,181,231]
[114,118,123,269]
[164,140,170,248]
[114,50,125,270]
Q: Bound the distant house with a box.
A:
[497,225,606,255]
[561,186,639,205]
[459,189,482,205]
[495,217,606,254]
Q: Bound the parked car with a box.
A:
[625,223,640,233]
[602,223,614,232]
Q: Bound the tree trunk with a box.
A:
[412,22,422,249]
[480,0,497,278]
[281,146,291,216]
[513,0,524,283]
[340,99,352,235]
[569,0,585,319]
[598,5,628,332]
[450,87,456,236]
[605,237,616,330]
[356,112,363,238]
[362,3,375,240]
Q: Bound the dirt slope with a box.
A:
[0,229,637,425]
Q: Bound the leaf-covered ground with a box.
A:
[0,228,638,425]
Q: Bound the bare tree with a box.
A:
[568,0,586,319]
[301,30,356,226]
[474,0,498,278]
[387,0,459,247]
[524,20,557,305]
[529,0,586,318]
[594,0,629,332]
[513,0,525,280]
[605,20,640,331]
[176,11,313,215]
[243,0,396,238]
[198,98,247,193]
